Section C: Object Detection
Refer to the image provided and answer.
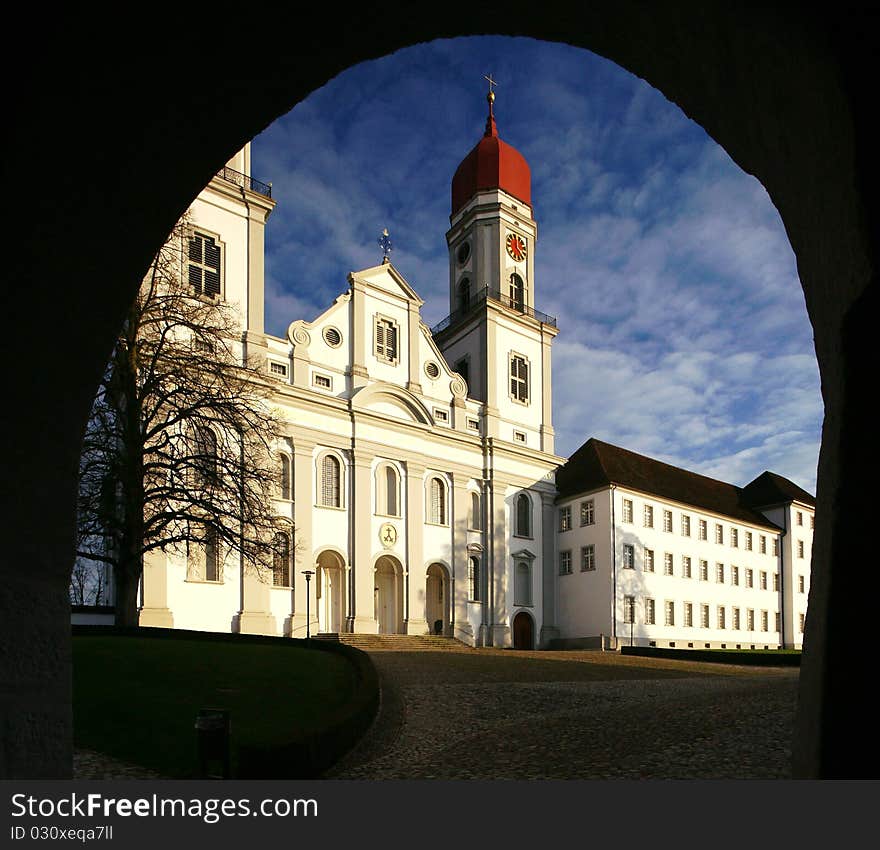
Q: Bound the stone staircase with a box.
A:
[312,632,473,651]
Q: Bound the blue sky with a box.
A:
[252,36,822,495]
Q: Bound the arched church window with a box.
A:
[515,492,532,538]
[272,531,290,587]
[321,454,341,507]
[470,491,482,531]
[509,272,524,311]
[515,560,532,606]
[468,556,481,602]
[428,477,447,525]
[192,425,218,487]
[279,453,292,500]
[376,463,400,516]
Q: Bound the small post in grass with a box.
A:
[195,708,231,779]
[302,569,315,640]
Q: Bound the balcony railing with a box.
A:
[215,165,272,199]
[430,285,557,336]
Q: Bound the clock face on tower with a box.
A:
[506,232,527,262]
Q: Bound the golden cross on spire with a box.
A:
[484,73,498,95]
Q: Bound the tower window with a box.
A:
[509,272,525,311]
[515,492,532,538]
[458,278,471,313]
[510,354,529,403]
[188,232,221,298]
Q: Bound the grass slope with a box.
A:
[73,635,356,778]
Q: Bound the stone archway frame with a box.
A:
[7,5,876,778]
[425,561,452,636]
[314,547,348,634]
[373,553,405,635]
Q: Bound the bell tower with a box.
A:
[432,85,557,453]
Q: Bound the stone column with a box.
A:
[539,327,555,455]
[139,549,174,628]
[290,438,315,638]
[235,562,276,636]
[405,460,428,635]
[351,450,377,633]
[539,489,560,648]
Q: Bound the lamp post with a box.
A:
[302,569,315,639]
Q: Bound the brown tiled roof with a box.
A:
[556,438,802,530]
[740,470,816,508]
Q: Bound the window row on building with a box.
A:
[621,597,800,632]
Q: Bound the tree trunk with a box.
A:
[115,565,140,627]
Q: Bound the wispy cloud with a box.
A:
[252,36,822,494]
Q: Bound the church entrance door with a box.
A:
[513,611,534,650]
[316,551,344,634]
[425,563,448,635]
[375,556,402,634]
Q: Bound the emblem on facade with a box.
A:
[379,522,398,548]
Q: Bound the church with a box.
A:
[119,90,812,650]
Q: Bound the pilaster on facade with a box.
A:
[539,490,559,647]
[351,451,377,634]
[348,277,370,390]
[139,549,174,628]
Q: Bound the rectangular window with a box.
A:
[664,553,674,576]
[510,354,529,403]
[699,519,708,541]
[682,556,692,579]
[663,510,672,532]
[715,524,724,545]
[684,602,693,627]
[645,598,655,625]
[810,514,814,530]
[733,607,741,630]
[773,573,779,591]
[773,538,779,556]
[761,610,769,632]
[513,430,527,444]
[731,528,739,548]
[269,361,288,377]
[797,511,803,526]
[623,544,635,569]
[188,232,222,298]
[800,613,805,633]
[467,418,480,432]
[716,563,724,583]
[797,540,805,558]
[747,609,755,631]
[699,559,708,581]
[700,604,710,629]
[760,571,768,590]
[665,600,675,626]
[775,612,781,632]
[559,506,572,532]
[745,531,753,551]
[718,606,726,630]
[433,408,449,424]
[313,373,332,390]
[374,317,398,362]
[624,595,636,625]
[580,499,595,526]
[644,549,655,572]
[746,568,754,589]
[731,565,739,586]
[622,499,633,523]
[760,535,767,554]
[559,550,572,575]
[581,545,596,572]
[644,504,654,528]
[681,514,691,537]
[799,575,805,593]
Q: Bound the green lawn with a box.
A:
[73,635,357,778]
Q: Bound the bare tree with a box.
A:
[76,217,287,626]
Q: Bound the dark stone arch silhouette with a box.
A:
[4,2,875,778]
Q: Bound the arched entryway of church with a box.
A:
[374,555,403,634]
[425,563,450,635]
[512,611,535,650]
[315,550,345,634]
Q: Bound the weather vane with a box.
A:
[378,227,392,263]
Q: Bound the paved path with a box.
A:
[326,649,799,780]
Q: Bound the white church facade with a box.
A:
[105,93,813,650]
